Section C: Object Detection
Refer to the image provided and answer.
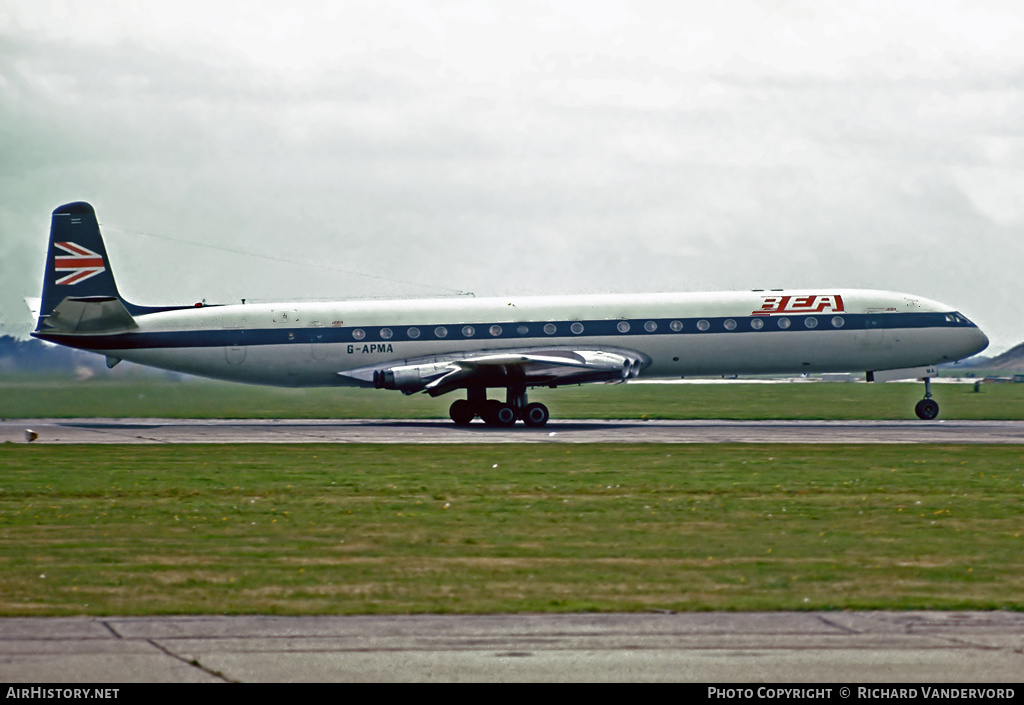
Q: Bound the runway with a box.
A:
[4,417,1024,444]
[2,611,1023,683]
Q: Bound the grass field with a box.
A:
[3,376,1024,420]
[3,377,1021,616]
[1,443,1021,616]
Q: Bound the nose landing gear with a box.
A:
[914,377,940,420]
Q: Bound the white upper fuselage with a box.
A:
[68,288,988,387]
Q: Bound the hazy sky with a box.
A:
[2,0,1022,353]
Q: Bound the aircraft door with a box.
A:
[864,310,889,347]
[225,325,247,364]
[310,323,330,361]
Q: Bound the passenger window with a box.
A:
[380,328,393,340]
[462,326,475,337]
[670,320,683,332]
[407,327,420,339]
[777,318,791,329]
[697,320,710,331]
[489,325,502,336]
[544,323,557,335]
[617,321,631,333]
[435,326,448,338]
[724,319,737,330]
[750,318,764,330]
[644,321,657,332]
[571,322,584,335]
[831,316,844,328]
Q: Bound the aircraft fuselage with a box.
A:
[35,289,987,387]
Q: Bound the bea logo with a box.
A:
[753,294,845,316]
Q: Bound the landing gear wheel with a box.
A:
[915,398,939,420]
[449,399,475,426]
[482,400,517,427]
[522,402,550,428]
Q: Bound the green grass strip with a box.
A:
[3,378,1024,419]
[1,443,1021,615]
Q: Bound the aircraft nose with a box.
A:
[953,324,989,362]
[942,320,988,364]
[971,327,990,356]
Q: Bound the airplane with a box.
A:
[31,201,989,426]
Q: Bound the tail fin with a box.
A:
[35,202,137,334]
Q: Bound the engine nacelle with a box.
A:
[373,362,454,392]
[575,351,643,379]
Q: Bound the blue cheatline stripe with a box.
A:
[33,311,973,352]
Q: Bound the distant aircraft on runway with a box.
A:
[31,202,989,425]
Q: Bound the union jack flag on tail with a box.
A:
[54,241,106,285]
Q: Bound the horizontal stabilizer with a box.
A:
[24,297,42,321]
[41,296,139,334]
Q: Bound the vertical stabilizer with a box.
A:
[36,202,128,331]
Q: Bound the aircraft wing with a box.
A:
[338,346,648,396]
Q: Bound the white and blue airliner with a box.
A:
[32,202,989,426]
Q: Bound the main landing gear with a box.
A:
[448,385,550,428]
[914,376,940,420]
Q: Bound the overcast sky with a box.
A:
[2,0,1022,354]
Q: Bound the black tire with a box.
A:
[482,400,516,427]
[915,398,939,420]
[522,402,550,428]
[449,399,475,426]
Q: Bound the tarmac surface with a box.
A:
[4,417,1024,444]
[3,611,1024,683]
